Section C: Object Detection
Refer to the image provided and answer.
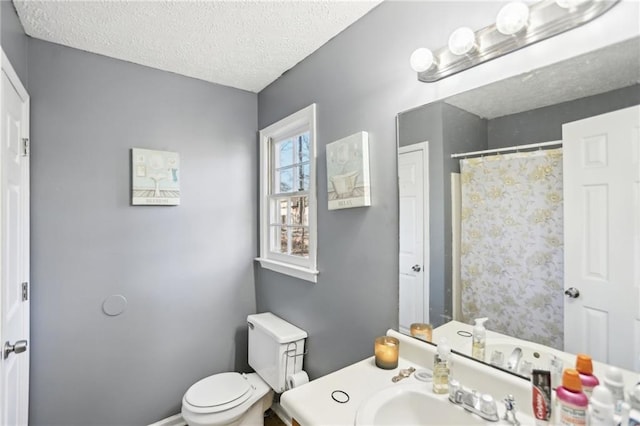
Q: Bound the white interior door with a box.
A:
[1,50,30,426]
[563,105,639,371]
[398,142,429,334]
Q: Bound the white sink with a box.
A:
[354,383,485,426]
[486,338,574,376]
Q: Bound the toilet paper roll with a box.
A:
[286,370,309,389]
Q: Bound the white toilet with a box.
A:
[181,312,307,426]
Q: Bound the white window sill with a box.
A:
[255,258,318,283]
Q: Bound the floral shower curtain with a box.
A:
[460,148,564,350]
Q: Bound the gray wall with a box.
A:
[397,103,487,326]
[5,0,630,422]
[397,103,447,326]
[4,0,509,422]
[488,84,640,148]
[28,39,258,425]
[1,0,28,84]
[255,1,505,379]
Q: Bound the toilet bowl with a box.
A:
[181,372,273,426]
[181,313,307,426]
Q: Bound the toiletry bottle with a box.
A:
[576,354,599,398]
[627,384,640,426]
[433,338,451,395]
[472,317,488,361]
[588,385,615,426]
[556,368,589,425]
[602,366,625,415]
[550,355,565,390]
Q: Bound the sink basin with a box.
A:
[486,339,574,376]
[354,383,485,425]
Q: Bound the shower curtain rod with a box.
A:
[450,140,562,159]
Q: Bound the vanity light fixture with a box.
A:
[411,0,620,81]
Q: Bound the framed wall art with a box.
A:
[326,131,371,210]
[131,148,180,206]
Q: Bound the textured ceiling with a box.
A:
[13,0,382,93]
[446,37,640,119]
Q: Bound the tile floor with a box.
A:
[264,409,286,426]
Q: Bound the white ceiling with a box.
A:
[13,0,382,93]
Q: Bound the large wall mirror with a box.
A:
[397,36,640,379]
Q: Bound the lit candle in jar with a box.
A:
[410,323,433,342]
[374,336,399,369]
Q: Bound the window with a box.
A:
[257,104,318,282]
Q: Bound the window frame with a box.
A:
[256,104,318,283]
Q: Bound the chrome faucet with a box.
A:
[448,379,499,422]
[503,395,520,426]
[506,347,523,372]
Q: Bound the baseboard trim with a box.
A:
[149,404,288,426]
[148,413,184,426]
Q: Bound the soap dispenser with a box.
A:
[433,338,452,395]
[472,317,488,361]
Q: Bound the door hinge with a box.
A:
[21,282,28,301]
[22,138,29,157]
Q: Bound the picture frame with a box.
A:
[131,148,180,206]
[326,131,371,210]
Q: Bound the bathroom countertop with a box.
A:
[281,330,538,426]
[281,355,429,426]
[434,320,639,390]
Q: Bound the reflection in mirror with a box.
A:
[397,37,640,380]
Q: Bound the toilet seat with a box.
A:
[184,372,253,413]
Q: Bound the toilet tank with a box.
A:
[247,313,307,393]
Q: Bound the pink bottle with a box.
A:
[575,354,599,398]
[556,369,589,425]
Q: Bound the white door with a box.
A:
[563,105,639,371]
[1,50,30,426]
[398,142,429,334]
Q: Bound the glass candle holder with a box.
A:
[374,336,399,369]
[410,323,433,342]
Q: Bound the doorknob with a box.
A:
[564,287,580,299]
[4,340,28,359]
[411,264,421,272]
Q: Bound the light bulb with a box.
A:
[410,48,436,73]
[496,2,530,35]
[448,27,476,56]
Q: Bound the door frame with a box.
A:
[1,47,31,425]
[398,141,430,326]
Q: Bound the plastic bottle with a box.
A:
[556,368,589,425]
[588,385,615,426]
[627,384,640,426]
[602,366,625,415]
[472,317,488,361]
[433,337,451,395]
[576,354,599,398]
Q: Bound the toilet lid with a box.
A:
[185,372,252,411]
